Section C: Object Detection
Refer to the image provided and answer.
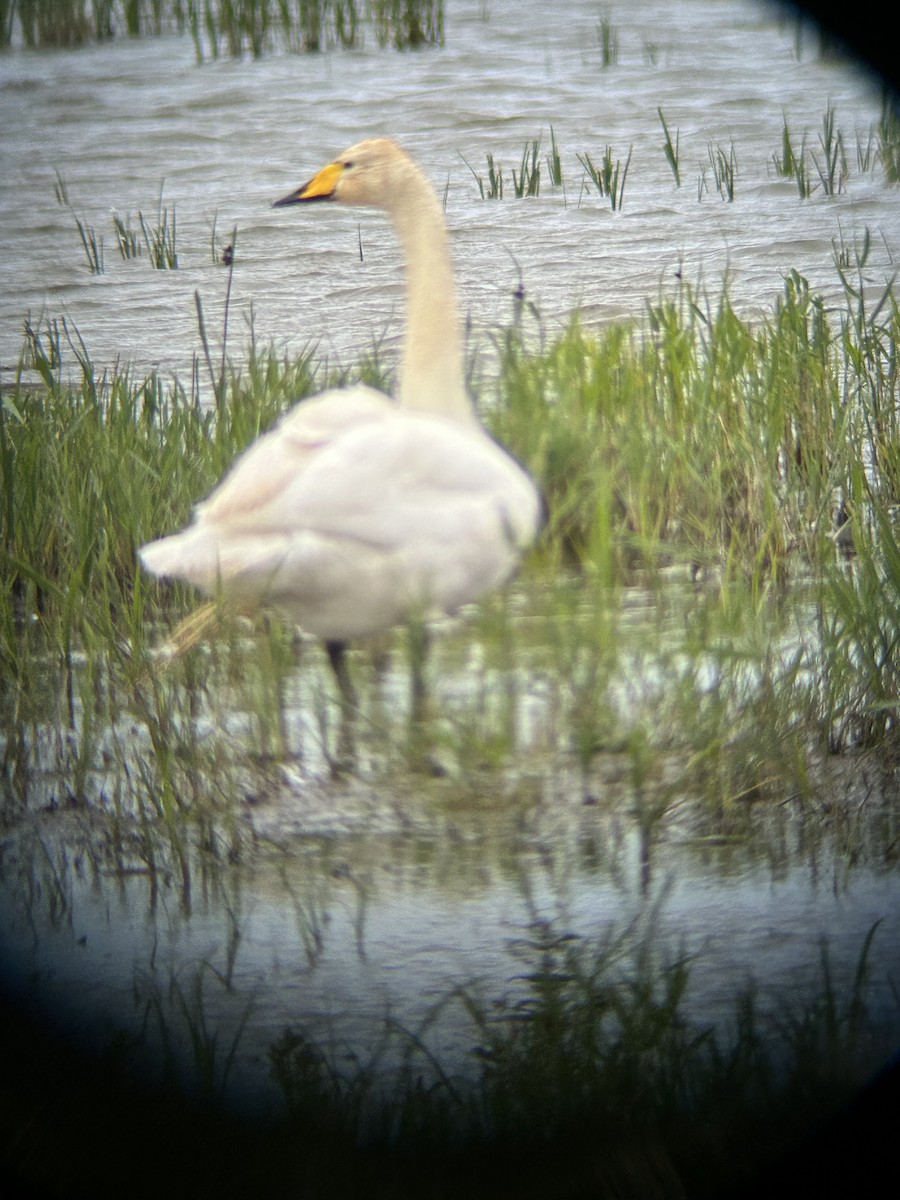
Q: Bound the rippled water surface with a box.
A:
[2,0,899,383]
[2,0,899,1125]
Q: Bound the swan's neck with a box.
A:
[390,181,473,423]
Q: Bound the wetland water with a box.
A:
[1,0,900,1168]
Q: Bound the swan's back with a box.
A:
[141,391,539,640]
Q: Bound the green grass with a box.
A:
[812,101,848,195]
[705,138,737,200]
[773,115,813,196]
[54,172,105,273]
[512,137,541,197]
[596,7,618,67]
[545,125,563,188]
[139,186,179,268]
[460,149,504,199]
[877,95,900,182]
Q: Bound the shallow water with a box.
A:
[2,746,898,1115]
[1,0,900,1128]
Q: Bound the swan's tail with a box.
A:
[139,527,222,589]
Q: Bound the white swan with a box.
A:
[139,138,541,718]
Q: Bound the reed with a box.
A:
[1,259,897,884]
[512,137,541,197]
[54,172,105,273]
[260,915,894,1198]
[657,106,681,186]
[1,0,444,54]
[112,211,142,260]
[577,144,632,209]
[460,150,503,199]
[139,187,178,268]
[596,7,618,66]
[369,0,443,49]
[773,116,813,197]
[545,125,564,188]
[706,138,737,201]
[876,95,900,183]
[4,910,892,1199]
[812,102,847,195]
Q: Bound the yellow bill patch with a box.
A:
[298,160,344,201]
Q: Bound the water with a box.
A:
[3,771,898,1115]
[1,0,900,1128]
[2,0,898,386]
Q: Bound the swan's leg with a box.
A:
[408,622,431,725]
[325,639,356,708]
[325,639,357,768]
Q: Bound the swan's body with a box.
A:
[140,138,540,696]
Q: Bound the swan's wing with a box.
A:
[235,412,537,547]
[257,413,540,611]
[140,409,540,637]
[197,386,395,524]
[140,385,394,596]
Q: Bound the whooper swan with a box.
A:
[139,137,541,721]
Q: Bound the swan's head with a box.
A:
[274,138,414,213]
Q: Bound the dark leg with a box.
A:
[408,622,431,725]
[325,639,356,709]
[325,639,356,769]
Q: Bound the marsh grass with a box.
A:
[773,115,813,196]
[813,101,848,195]
[545,125,563,188]
[658,106,681,186]
[511,137,541,198]
[1,257,898,894]
[2,262,899,1197]
[771,103,891,195]
[577,144,632,209]
[112,211,142,260]
[54,172,105,273]
[705,139,737,201]
[0,0,444,55]
[257,914,895,1198]
[460,150,503,199]
[2,907,893,1199]
[596,8,618,67]
[139,188,178,268]
[877,95,900,182]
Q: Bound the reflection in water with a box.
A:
[1,745,898,1116]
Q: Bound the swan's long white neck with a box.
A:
[388,168,473,423]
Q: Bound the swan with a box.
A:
[139,137,541,727]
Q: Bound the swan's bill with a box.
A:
[274,161,343,207]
